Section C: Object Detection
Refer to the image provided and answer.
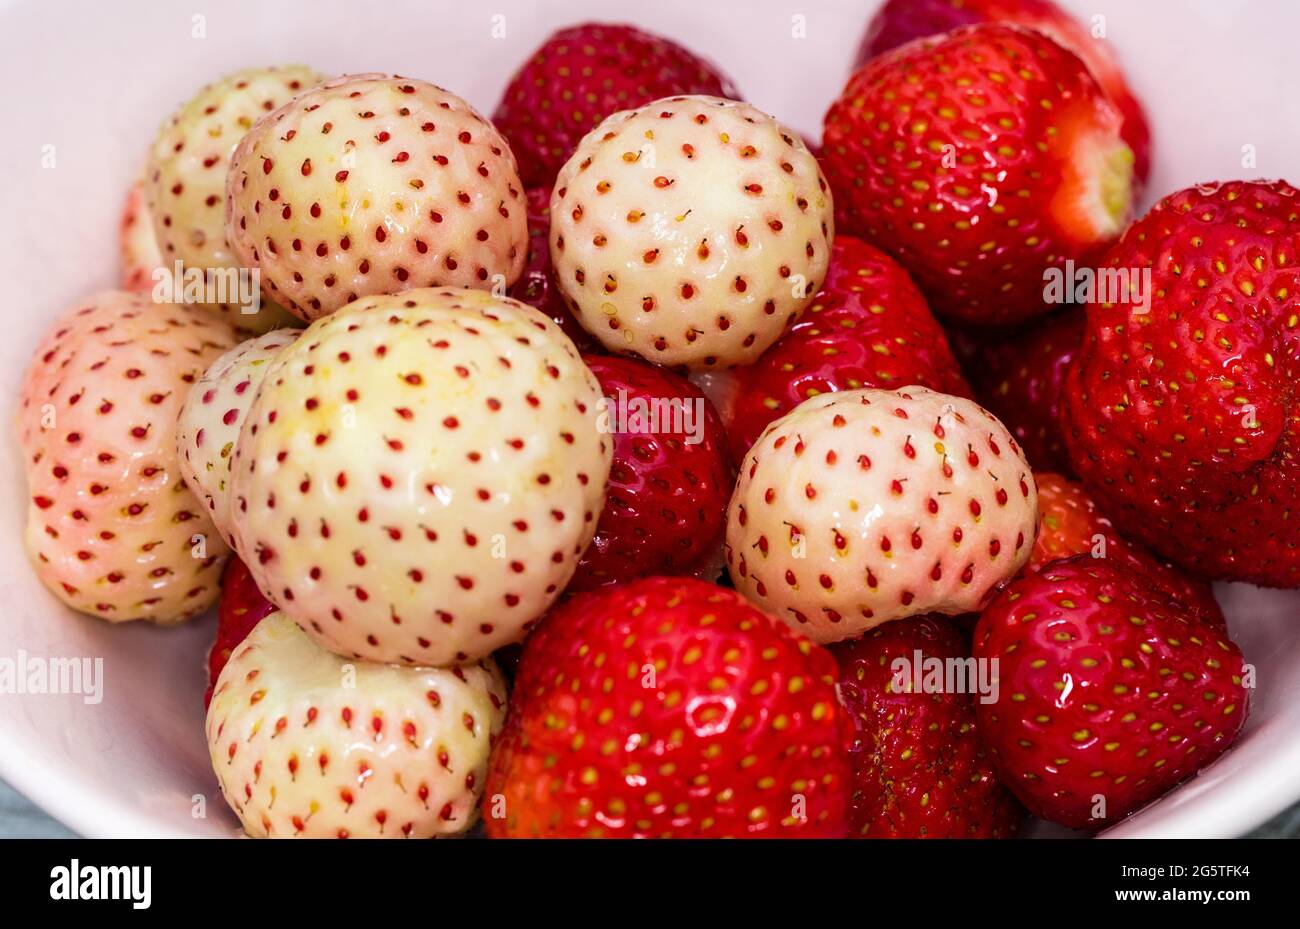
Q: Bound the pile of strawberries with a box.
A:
[18,0,1293,839]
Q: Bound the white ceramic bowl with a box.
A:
[0,0,1296,838]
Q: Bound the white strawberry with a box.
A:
[226,74,528,322]
[146,66,322,333]
[177,328,299,550]
[17,291,238,623]
[230,286,611,665]
[207,611,507,838]
[725,386,1038,643]
[120,178,170,293]
[549,94,834,369]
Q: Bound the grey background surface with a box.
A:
[2,776,1297,838]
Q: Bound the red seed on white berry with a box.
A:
[550,95,834,369]
[229,286,611,665]
[226,74,528,322]
[177,328,299,552]
[207,612,506,838]
[18,291,238,623]
[725,386,1038,642]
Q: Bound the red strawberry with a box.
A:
[968,309,1084,473]
[823,24,1135,326]
[973,556,1249,829]
[484,576,852,838]
[835,614,1022,838]
[569,355,732,591]
[1062,180,1300,587]
[493,23,739,188]
[204,557,277,708]
[508,187,596,351]
[855,0,1151,187]
[710,235,971,460]
[1030,472,1225,628]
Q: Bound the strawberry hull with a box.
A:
[854,0,1152,187]
[823,24,1135,327]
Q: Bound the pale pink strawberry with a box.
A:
[120,178,170,293]
[230,287,611,665]
[725,387,1037,643]
[207,612,507,838]
[146,66,322,334]
[226,74,528,322]
[550,95,834,369]
[177,328,298,550]
[17,291,238,623]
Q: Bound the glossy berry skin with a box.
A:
[855,0,1151,187]
[17,291,236,623]
[493,22,739,188]
[227,74,527,322]
[208,613,506,838]
[177,328,298,551]
[204,557,277,707]
[713,235,970,460]
[726,387,1037,644]
[974,556,1249,829]
[508,187,596,351]
[823,24,1134,326]
[230,288,611,666]
[569,355,732,591]
[968,309,1083,473]
[484,576,852,838]
[146,66,321,334]
[1029,472,1224,629]
[1062,180,1300,587]
[551,95,834,369]
[835,615,1022,838]
[120,179,168,293]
